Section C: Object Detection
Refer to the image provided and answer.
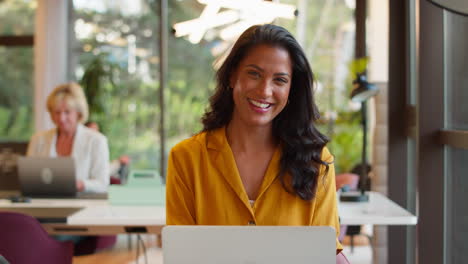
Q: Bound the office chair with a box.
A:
[0,212,73,264]
[74,173,121,255]
[337,166,373,253]
[336,172,360,243]
[74,235,117,256]
[348,164,372,253]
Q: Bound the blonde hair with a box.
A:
[46,82,89,123]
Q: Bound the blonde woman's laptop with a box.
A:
[17,157,77,198]
[162,226,336,264]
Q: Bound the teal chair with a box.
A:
[108,170,165,206]
[107,170,165,249]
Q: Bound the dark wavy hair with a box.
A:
[201,24,330,201]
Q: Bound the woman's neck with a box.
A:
[58,125,77,139]
[226,120,276,153]
[56,126,77,157]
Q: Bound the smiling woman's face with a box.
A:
[229,44,292,129]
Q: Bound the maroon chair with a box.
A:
[110,176,121,185]
[0,212,73,264]
[74,178,120,255]
[74,235,117,256]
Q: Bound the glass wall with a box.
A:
[445,11,468,131]
[0,0,36,141]
[281,0,356,173]
[444,10,468,264]
[0,0,35,35]
[69,0,354,176]
[446,147,468,264]
[70,0,218,173]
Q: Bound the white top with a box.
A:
[26,124,110,193]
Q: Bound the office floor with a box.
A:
[73,234,373,264]
[72,235,159,264]
[343,244,372,264]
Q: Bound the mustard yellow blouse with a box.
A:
[166,127,343,252]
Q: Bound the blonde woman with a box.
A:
[27,83,110,193]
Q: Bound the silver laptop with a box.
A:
[17,157,77,198]
[162,226,336,264]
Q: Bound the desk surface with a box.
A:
[0,191,416,235]
[67,205,165,226]
[0,198,164,235]
[0,198,107,208]
[338,191,417,225]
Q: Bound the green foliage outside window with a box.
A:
[279,0,362,174]
[317,111,363,174]
[0,1,364,174]
[0,0,35,141]
[71,1,215,170]
[71,0,362,173]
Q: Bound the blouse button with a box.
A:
[248,220,256,226]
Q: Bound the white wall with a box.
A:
[368,0,389,83]
[34,0,69,132]
[368,1,389,264]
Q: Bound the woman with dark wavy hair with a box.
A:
[166,24,343,254]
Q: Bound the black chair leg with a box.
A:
[127,234,132,250]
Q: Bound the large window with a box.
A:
[0,0,35,141]
[444,10,468,264]
[280,1,356,173]
[390,2,468,263]
[70,0,354,175]
[70,0,215,172]
[170,0,355,173]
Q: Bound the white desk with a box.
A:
[0,198,107,208]
[68,205,165,226]
[338,191,417,225]
[0,198,165,235]
[0,191,416,235]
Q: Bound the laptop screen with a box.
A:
[17,157,77,198]
[162,226,336,264]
